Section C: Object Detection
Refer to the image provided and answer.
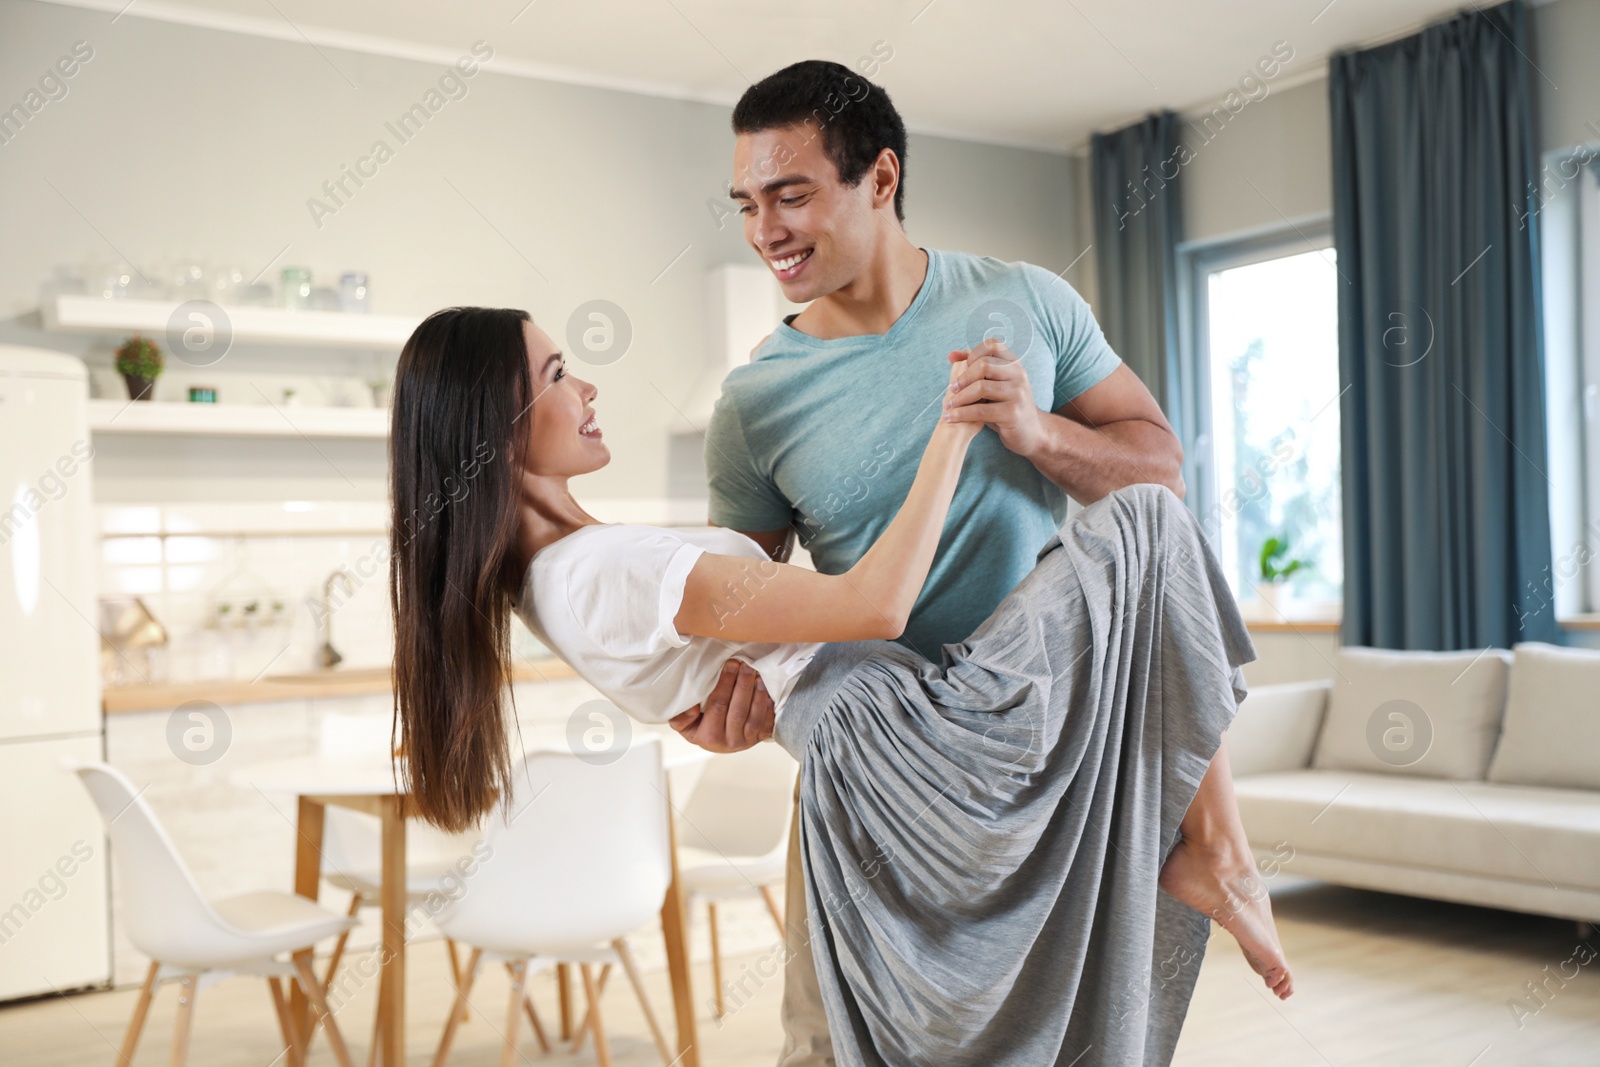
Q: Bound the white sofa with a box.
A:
[1227,642,1600,924]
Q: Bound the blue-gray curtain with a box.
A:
[1091,111,1193,462]
[1331,0,1557,650]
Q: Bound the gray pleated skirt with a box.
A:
[772,483,1256,1067]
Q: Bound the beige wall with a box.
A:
[1178,77,1333,245]
[1534,0,1600,154]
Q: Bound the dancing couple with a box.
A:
[388,60,1291,1067]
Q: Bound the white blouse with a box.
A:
[515,523,823,724]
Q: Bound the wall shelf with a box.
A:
[42,294,420,350]
[88,399,388,438]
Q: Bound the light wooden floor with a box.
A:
[4,879,1597,1066]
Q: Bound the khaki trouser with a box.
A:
[777,779,834,1066]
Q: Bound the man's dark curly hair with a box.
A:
[732,60,909,222]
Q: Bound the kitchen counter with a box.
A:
[101,657,579,713]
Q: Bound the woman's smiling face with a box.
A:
[521,319,609,477]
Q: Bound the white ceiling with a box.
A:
[59,0,1481,151]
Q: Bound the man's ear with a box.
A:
[869,148,901,212]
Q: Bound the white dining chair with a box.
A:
[675,743,798,1017]
[72,762,359,1067]
[430,736,674,1067]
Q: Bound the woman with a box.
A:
[390,307,1291,1067]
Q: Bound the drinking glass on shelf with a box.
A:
[281,266,312,310]
[237,280,276,306]
[338,271,370,313]
[208,264,247,305]
[168,258,207,301]
[126,262,165,300]
[88,260,135,300]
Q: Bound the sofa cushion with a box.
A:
[1234,770,1600,892]
[1310,646,1511,780]
[1487,642,1600,790]
[1227,681,1329,776]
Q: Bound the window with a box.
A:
[1180,226,1344,616]
[1579,161,1600,615]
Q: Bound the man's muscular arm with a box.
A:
[945,341,1184,503]
[666,525,793,752]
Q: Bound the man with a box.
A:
[668,59,1281,1065]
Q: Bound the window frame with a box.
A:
[1582,161,1600,616]
[1539,144,1600,619]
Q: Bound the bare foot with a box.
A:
[1159,836,1294,999]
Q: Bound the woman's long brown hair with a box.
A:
[389,307,533,832]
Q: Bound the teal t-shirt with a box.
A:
[705,248,1122,661]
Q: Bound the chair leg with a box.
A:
[322,894,364,994]
[298,894,366,1061]
[502,962,551,1053]
[169,974,198,1067]
[430,946,480,1067]
[293,955,356,1067]
[708,902,725,1018]
[267,977,306,1067]
[521,993,551,1053]
[445,939,470,1023]
[556,963,573,1040]
[570,964,612,1052]
[580,964,612,1067]
[365,1000,380,1067]
[499,959,528,1067]
[117,961,160,1067]
[614,939,672,1065]
[759,884,785,931]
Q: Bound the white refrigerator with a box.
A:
[0,344,111,1000]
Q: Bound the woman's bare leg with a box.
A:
[1158,736,1294,998]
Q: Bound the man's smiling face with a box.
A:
[731,121,885,304]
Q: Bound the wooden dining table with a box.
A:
[246,729,711,1067]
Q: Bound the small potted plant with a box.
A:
[114,334,164,401]
[1257,533,1308,614]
